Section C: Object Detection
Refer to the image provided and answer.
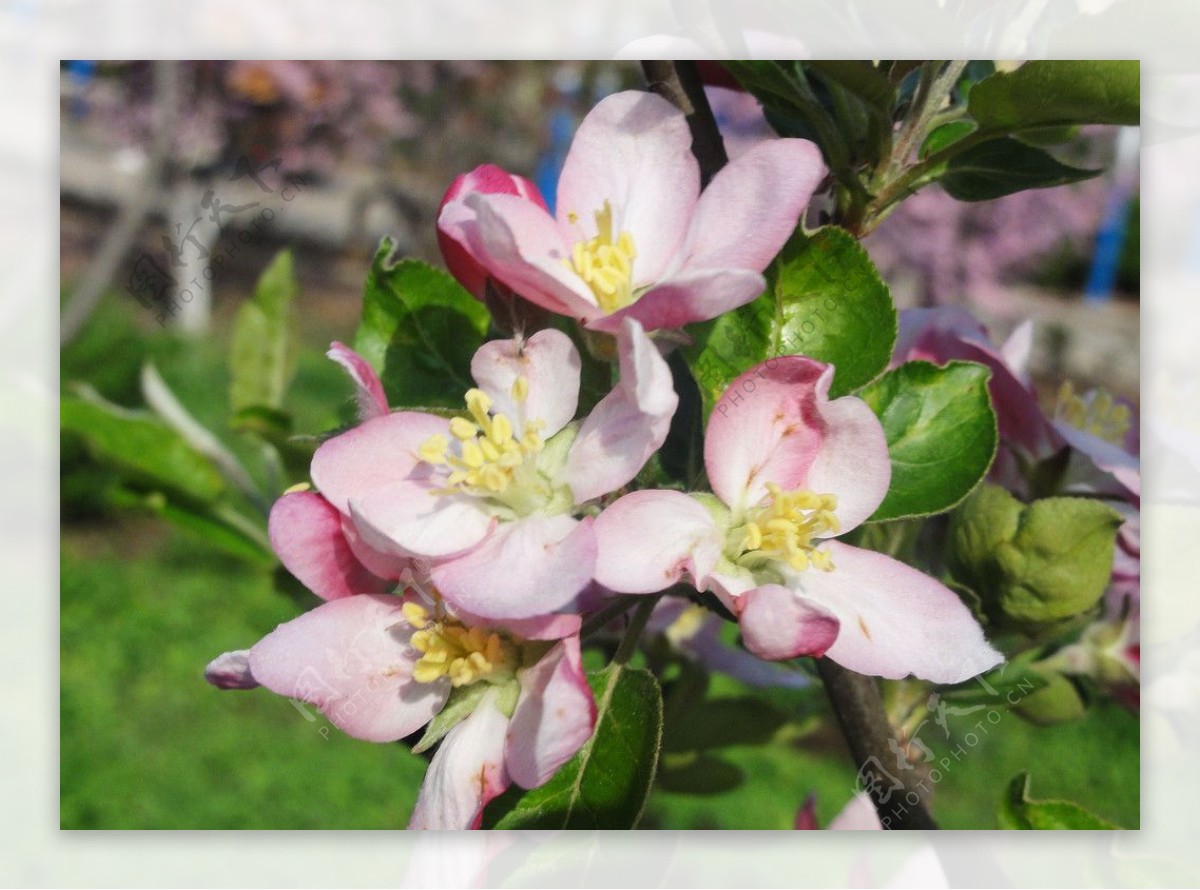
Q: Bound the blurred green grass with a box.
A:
[60,289,1139,830]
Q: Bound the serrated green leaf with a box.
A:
[354,238,490,409]
[969,61,1139,132]
[858,360,997,522]
[941,138,1099,202]
[61,396,226,504]
[947,484,1123,626]
[229,250,297,414]
[999,771,1119,829]
[485,665,663,829]
[685,227,896,412]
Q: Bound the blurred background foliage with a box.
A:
[60,61,1138,829]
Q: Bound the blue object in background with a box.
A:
[1085,127,1140,304]
[64,60,98,120]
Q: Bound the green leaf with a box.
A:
[1013,671,1087,726]
[936,654,1048,710]
[685,227,896,412]
[969,61,1139,132]
[941,138,1099,202]
[947,484,1124,626]
[486,665,663,829]
[804,61,895,114]
[61,396,225,504]
[354,238,490,409]
[998,772,1119,829]
[920,120,976,159]
[857,361,997,522]
[229,250,297,414]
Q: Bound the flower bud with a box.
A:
[437,164,547,301]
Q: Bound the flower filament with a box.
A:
[735,483,839,572]
[417,380,545,497]
[564,200,638,313]
[1054,381,1132,445]
[402,600,519,688]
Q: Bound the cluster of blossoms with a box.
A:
[206,90,1006,828]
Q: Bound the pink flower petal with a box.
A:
[441,194,602,322]
[506,636,596,789]
[586,269,765,334]
[340,515,412,580]
[678,138,825,275]
[248,594,449,742]
[268,491,389,600]
[431,515,597,620]
[801,542,1003,683]
[562,319,678,502]
[704,356,830,510]
[408,688,511,830]
[470,328,581,438]
[350,479,495,559]
[801,384,891,535]
[737,583,840,661]
[556,90,698,284]
[593,490,722,594]
[326,340,389,421]
[311,411,449,515]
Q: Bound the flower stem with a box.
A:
[613,597,659,666]
[816,658,939,830]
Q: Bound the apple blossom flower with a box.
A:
[438,89,825,333]
[593,356,1003,684]
[206,592,595,830]
[314,321,676,621]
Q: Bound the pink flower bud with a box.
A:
[437,164,547,300]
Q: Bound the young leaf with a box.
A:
[685,226,897,412]
[229,250,297,414]
[969,61,1139,132]
[947,484,1124,626]
[998,772,1119,829]
[858,360,997,521]
[941,138,1099,202]
[61,395,226,504]
[354,238,490,408]
[485,665,663,829]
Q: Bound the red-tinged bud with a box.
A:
[437,164,548,301]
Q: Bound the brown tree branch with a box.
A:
[817,658,938,830]
[645,59,936,830]
[640,60,728,187]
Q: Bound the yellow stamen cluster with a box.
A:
[739,483,840,572]
[402,601,518,687]
[564,200,638,313]
[417,381,544,495]
[1054,381,1132,445]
